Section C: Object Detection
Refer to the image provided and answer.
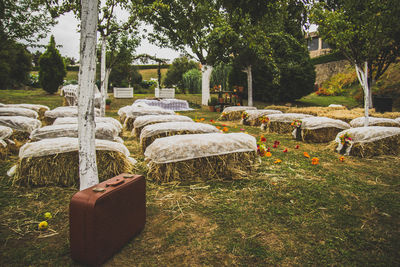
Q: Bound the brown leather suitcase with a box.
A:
[69,173,146,266]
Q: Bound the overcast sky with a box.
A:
[31,11,181,63]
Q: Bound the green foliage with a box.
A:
[38,36,66,94]
[135,64,170,70]
[210,62,233,91]
[182,68,202,94]
[109,65,142,88]
[105,98,111,105]
[311,0,400,81]
[207,96,218,106]
[163,56,199,89]
[310,52,346,65]
[320,70,358,96]
[0,40,32,89]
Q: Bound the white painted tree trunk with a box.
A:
[105,68,111,94]
[355,62,369,127]
[201,65,213,106]
[243,65,253,107]
[100,35,107,117]
[78,0,99,190]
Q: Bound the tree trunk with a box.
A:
[78,0,99,190]
[100,35,107,117]
[243,65,253,107]
[105,68,111,94]
[355,62,369,127]
[201,65,213,106]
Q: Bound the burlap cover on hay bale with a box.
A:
[335,126,400,158]
[145,133,257,182]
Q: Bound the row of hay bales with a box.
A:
[218,105,400,158]
[118,103,258,183]
[0,103,135,187]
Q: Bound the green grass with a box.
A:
[138,68,168,81]
[1,89,399,266]
[298,93,360,108]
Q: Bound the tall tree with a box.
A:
[97,0,139,116]
[311,0,400,126]
[38,35,66,94]
[78,0,99,190]
[141,0,224,105]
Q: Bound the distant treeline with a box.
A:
[31,64,171,71]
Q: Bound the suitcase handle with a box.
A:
[106,178,124,187]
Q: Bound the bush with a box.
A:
[39,36,66,94]
[182,68,202,94]
[320,70,358,96]
[109,65,142,88]
[164,56,199,89]
[310,51,346,65]
[210,62,233,91]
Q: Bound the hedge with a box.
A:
[310,52,346,65]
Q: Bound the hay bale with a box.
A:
[334,127,400,158]
[30,123,121,142]
[261,113,313,133]
[219,106,257,121]
[349,117,400,127]
[0,125,13,159]
[140,122,220,152]
[145,133,257,182]
[0,104,49,120]
[121,105,175,131]
[13,137,135,186]
[0,107,38,119]
[133,115,193,137]
[241,110,283,126]
[44,106,101,125]
[53,116,123,134]
[293,117,350,143]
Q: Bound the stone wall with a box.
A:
[314,60,350,86]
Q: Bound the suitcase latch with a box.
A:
[92,187,106,192]
[106,178,125,187]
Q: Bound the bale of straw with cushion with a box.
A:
[335,126,400,158]
[0,104,49,120]
[133,114,193,137]
[219,106,257,121]
[0,116,42,152]
[53,116,123,134]
[30,123,122,143]
[292,117,350,143]
[0,125,13,159]
[0,107,38,119]
[44,106,101,125]
[140,122,220,152]
[261,113,314,133]
[349,117,400,128]
[117,102,152,123]
[241,110,283,126]
[144,133,257,183]
[123,106,175,131]
[12,137,135,187]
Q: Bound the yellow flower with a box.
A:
[200,118,205,121]
[44,212,52,219]
[274,159,282,164]
[339,156,345,162]
[216,126,221,129]
[303,152,310,158]
[38,221,48,230]
[222,127,229,132]
[265,152,272,157]
[311,157,319,165]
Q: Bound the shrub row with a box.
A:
[310,52,346,65]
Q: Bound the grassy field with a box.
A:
[0,89,399,266]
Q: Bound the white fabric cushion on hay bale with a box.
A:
[265,113,314,122]
[350,117,400,127]
[133,115,193,130]
[19,137,132,161]
[30,122,121,142]
[117,102,152,121]
[0,104,49,113]
[0,107,38,119]
[245,109,283,121]
[140,122,220,142]
[0,125,13,147]
[222,106,257,113]
[145,132,257,164]
[134,99,193,111]
[328,104,344,108]
[396,117,400,124]
[123,106,175,129]
[299,116,350,130]
[335,126,400,155]
[53,116,123,133]
[0,116,41,133]
[45,106,101,119]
